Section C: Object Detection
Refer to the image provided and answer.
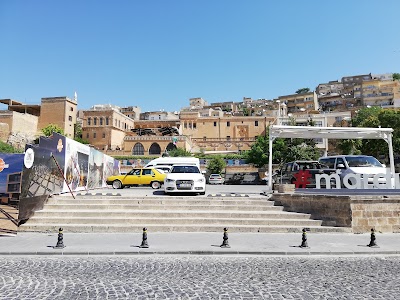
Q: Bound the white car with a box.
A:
[164,165,206,195]
[208,174,224,184]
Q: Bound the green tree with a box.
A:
[295,88,310,94]
[73,123,90,144]
[242,107,250,116]
[393,73,400,81]
[167,147,192,157]
[41,124,64,137]
[338,107,400,158]
[206,156,226,174]
[0,141,23,153]
[245,135,270,168]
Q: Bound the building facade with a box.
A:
[38,97,77,138]
[81,105,135,151]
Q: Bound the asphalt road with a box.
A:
[0,256,399,299]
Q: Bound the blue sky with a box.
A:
[1,0,399,112]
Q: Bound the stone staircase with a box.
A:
[19,194,351,233]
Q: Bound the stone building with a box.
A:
[0,99,41,148]
[38,96,77,138]
[81,104,135,151]
[278,91,319,114]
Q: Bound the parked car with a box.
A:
[319,155,388,186]
[273,160,336,188]
[106,168,166,189]
[208,174,224,184]
[164,165,206,195]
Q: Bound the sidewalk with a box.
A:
[0,232,399,255]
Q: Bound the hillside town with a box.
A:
[1,72,399,159]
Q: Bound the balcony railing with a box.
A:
[124,136,187,141]
[192,137,257,142]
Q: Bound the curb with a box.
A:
[1,250,399,256]
[208,193,249,197]
[76,192,121,196]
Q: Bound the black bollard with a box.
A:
[53,227,65,249]
[299,228,309,248]
[220,227,231,248]
[367,228,378,247]
[139,227,149,248]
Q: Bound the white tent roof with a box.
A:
[269,125,393,140]
[267,125,395,190]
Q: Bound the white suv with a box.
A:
[164,165,206,195]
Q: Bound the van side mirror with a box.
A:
[382,164,386,168]
[337,163,346,169]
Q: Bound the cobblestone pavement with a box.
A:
[0,256,399,299]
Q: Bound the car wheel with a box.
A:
[112,180,123,189]
[151,181,161,189]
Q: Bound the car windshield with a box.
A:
[171,166,200,174]
[346,156,383,168]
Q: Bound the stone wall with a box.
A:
[271,193,400,233]
[350,197,400,233]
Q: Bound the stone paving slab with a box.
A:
[0,232,399,256]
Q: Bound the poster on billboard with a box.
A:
[63,137,90,193]
[0,153,24,195]
[87,148,104,189]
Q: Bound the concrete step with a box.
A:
[42,204,284,211]
[25,216,321,226]
[30,210,312,219]
[20,194,349,233]
[18,224,351,233]
[47,197,274,206]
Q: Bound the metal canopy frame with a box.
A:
[268,125,395,190]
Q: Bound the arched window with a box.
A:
[106,117,109,125]
[94,117,97,125]
[149,143,161,155]
[99,118,103,125]
[132,143,144,155]
[87,118,91,126]
[166,143,177,152]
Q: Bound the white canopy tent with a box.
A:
[268,125,395,190]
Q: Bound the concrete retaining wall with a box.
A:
[271,193,400,233]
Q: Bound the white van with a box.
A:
[144,157,200,171]
[319,155,388,186]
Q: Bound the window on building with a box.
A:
[149,143,161,155]
[255,121,259,126]
[132,143,145,155]
[68,116,73,121]
[87,118,91,126]
[214,122,217,127]
[86,133,89,138]
[227,121,230,127]
[106,117,109,125]
[193,123,196,129]
[94,118,97,125]
[203,136,207,141]
[100,118,103,125]
[102,133,105,138]
[70,107,74,111]
[115,120,117,126]
[93,132,97,138]
[118,120,121,128]
[227,136,231,140]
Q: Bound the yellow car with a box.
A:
[106,168,166,189]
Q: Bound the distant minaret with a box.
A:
[74,91,78,102]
